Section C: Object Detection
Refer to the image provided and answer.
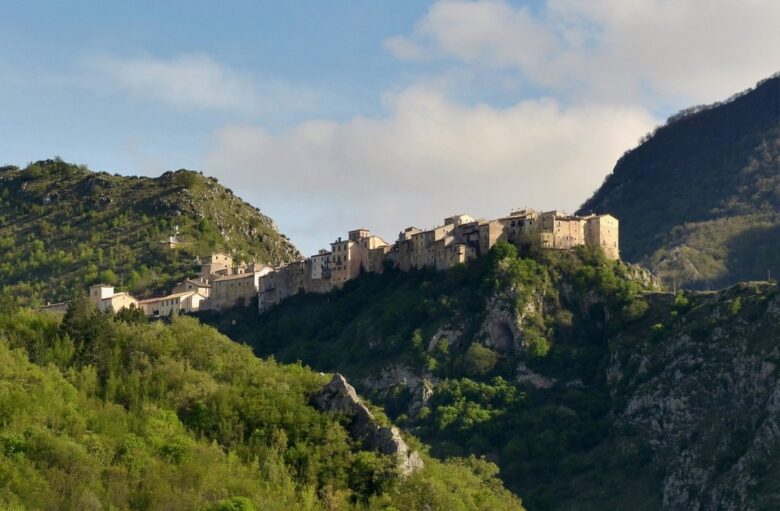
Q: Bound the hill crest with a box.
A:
[578,73,780,288]
[0,158,299,305]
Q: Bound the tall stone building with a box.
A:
[583,214,620,260]
[210,264,272,310]
[200,252,233,276]
[330,229,389,287]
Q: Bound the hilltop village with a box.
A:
[52,207,619,317]
[258,208,618,311]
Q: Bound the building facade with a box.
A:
[210,265,272,310]
[173,277,211,298]
[89,285,138,312]
[138,290,207,317]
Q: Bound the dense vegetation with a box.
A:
[203,244,659,509]
[578,73,780,288]
[0,159,299,306]
[0,302,523,510]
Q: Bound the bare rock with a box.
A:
[312,374,423,475]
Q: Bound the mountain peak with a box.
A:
[0,159,299,305]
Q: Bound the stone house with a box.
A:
[395,227,422,271]
[310,249,331,280]
[330,229,389,287]
[210,264,272,310]
[411,224,454,269]
[39,301,71,314]
[583,214,620,260]
[137,290,206,317]
[89,285,138,312]
[330,237,360,287]
[538,211,586,250]
[257,261,311,311]
[368,246,390,273]
[497,208,540,243]
[200,252,233,276]
[477,220,507,255]
[173,277,211,298]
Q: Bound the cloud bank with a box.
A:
[206,88,655,254]
[386,0,780,104]
[88,54,320,114]
[202,0,780,254]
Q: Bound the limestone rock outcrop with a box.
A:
[312,374,424,475]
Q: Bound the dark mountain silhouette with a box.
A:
[578,73,780,288]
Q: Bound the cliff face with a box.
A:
[578,73,780,289]
[607,283,780,510]
[312,373,424,476]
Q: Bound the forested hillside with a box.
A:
[0,303,522,510]
[203,245,659,509]
[205,244,780,510]
[578,73,780,288]
[0,159,299,306]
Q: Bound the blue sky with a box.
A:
[2,1,779,255]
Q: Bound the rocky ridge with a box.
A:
[312,373,424,475]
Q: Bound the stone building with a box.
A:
[210,264,272,310]
[310,249,331,280]
[200,252,233,276]
[137,290,207,317]
[39,301,71,314]
[538,211,586,250]
[410,224,455,269]
[257,261,308,311]
[172,277,211,298]
[497,208,539,243]
[368,246,390,273]
[583,214,620,260]
[477,220,507,255]
[89,285,138,312]
[394,227,422,271]
[330,229,389,287]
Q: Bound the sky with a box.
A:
[2,1,779,255]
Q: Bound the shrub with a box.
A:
[463,344,499,377]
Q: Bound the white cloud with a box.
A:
[387,0,780,104]
[205,87,656,255]
[199,1,778,254]
[88,54,320,113]
[383,36,428,62]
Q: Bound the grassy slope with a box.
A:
[577,74,780,288]
[0,306,523,510]
[0,159,299,306]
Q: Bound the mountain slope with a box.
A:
[202,245,664,509]
[578,73,780,288]
[0,159,299,305]
[204,244,780,510]
[0,305,523,510]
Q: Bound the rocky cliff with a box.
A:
[312,373,424,476]
[605,282,780,510]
